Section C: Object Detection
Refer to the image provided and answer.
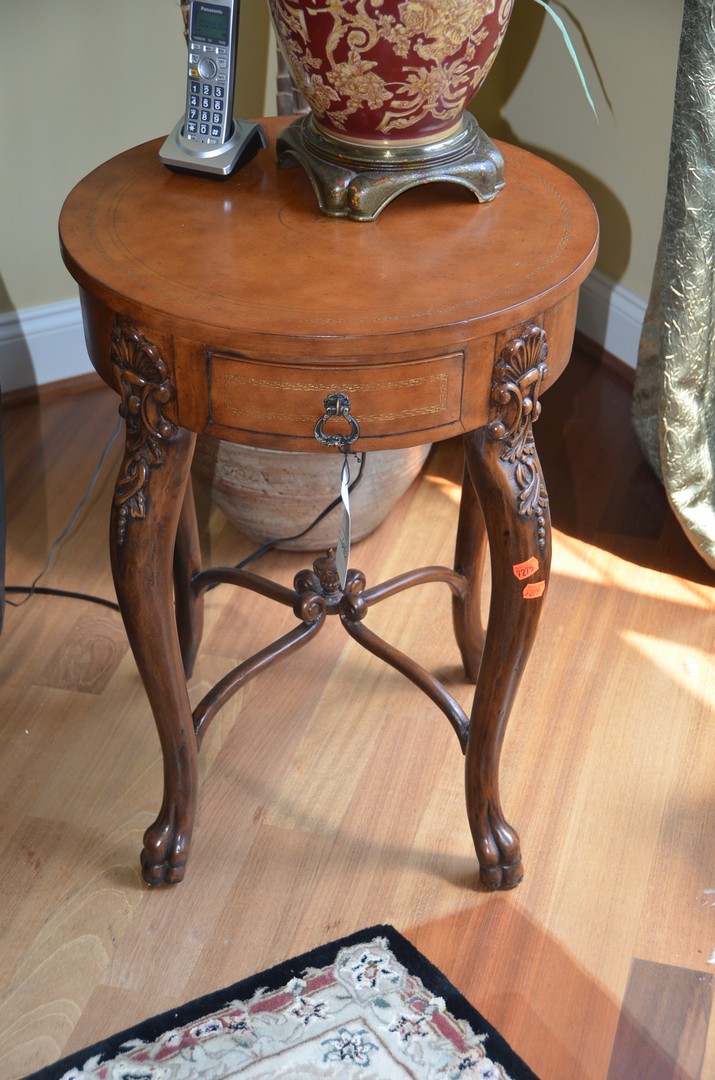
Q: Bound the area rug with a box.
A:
[26,925,538,1079]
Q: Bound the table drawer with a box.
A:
[204,350,465,445]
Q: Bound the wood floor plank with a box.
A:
[607,958,712,1079]
[632,682,715,973]
[34,606,128,695]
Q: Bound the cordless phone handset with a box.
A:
[159,0,266,178]
[183,0,238,147]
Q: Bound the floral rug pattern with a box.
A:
[26,926,537,1080]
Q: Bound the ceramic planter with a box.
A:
[193,440,431,551]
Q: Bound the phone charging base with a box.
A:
[159,118,267,178]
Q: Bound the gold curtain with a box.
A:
[633,0,715,570]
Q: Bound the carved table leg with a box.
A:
[452,455,487,682]
[463,325,552,889]
[174,479,204,680]
[109,325,199,885]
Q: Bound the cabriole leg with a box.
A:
[452,454,488,682]
[174,479,204,680]
[109,324,199,885]
[463,324,552,889]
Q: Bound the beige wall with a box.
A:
[0,0,274,316]
[1,0,683,318]
[473,0,684,299]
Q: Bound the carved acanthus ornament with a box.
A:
[111,324,178,545]
[488,324,549,548]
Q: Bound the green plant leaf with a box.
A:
[530,0,598,119]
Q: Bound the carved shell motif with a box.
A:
[268,0,514,143]
[488,324,549,548]
[111,325,177,545]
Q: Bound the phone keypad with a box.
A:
[185,43,229,143]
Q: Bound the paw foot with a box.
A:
[472,803,523,890]
[479,855,524,890]
[141,816,192,885]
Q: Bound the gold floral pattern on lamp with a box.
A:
[269,0,514,145]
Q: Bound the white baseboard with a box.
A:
[576,269,647,370]
[0,300,91,393]
[0,272,648,392]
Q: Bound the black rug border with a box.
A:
[24,923,538,1079]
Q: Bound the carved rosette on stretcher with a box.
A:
[268,0,515,219]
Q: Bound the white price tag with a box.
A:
[335,454,352,589]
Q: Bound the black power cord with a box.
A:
[227,450,365,574]
[4,440,365,614]
[5,417,123,612]
[4,584,121,611]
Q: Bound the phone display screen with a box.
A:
[191,3,230,45]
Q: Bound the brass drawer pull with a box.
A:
[314,392,361,449]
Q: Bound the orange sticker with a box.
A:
[522,581,546,600]
[512,556,539,581]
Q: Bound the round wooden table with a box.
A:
[59,116,598,889]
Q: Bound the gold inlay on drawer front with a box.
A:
[207,352,465,439]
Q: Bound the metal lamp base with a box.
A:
[276,113,505,221]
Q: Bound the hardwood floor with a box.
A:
[1,350,713,1078]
